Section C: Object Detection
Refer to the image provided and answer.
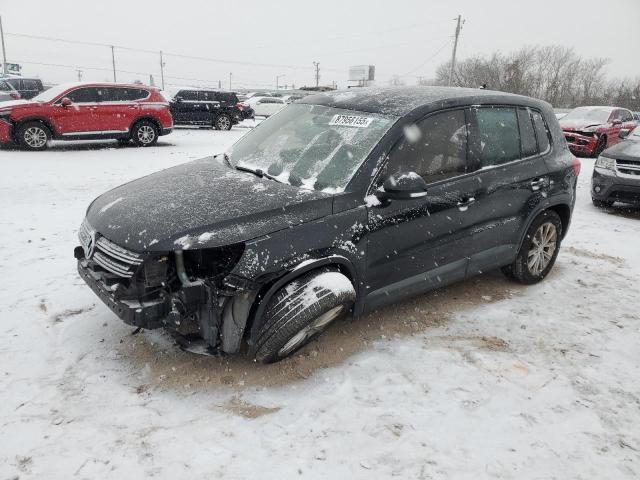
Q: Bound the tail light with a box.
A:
[10,92,20,100]
[235,102,244,111]
[572,157,581,176]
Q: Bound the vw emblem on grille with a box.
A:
[85,231,97,259]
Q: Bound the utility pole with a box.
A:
[159,51,165,90]
[448,15,463,86]
[229,72,232,90]
[0,16,7,76]
[110,45,117,82]
[313,61,320,88]
[276,74,285,90]
[76,69,83,82]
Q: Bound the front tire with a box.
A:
[254,270,356,363]
[131,120,158,147]
[17,122,51,151]
[502,210,562,285]
[214,113,232,131]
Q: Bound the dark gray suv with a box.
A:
[75,87,579,363]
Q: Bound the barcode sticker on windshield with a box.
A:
[329,114,373,128]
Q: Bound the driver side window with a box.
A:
[378,109,473,186]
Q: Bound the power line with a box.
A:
[399,39,452,77]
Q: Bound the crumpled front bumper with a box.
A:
[76,256,171,329]
[563,131,598,156]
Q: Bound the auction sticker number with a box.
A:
[329,114,373,128]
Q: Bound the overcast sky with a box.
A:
[1,0,638,90]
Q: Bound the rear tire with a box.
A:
[254,270,356,364]
[17,121,51,151]
[502,210,563,285]
[131,120,159,147]
[214,113,232,131]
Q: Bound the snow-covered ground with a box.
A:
[1,128,639,479]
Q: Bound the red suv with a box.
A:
[0,82,173,150]
[559,106,636,157]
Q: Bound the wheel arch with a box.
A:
[130,116,161,134]
[245,255,357,347]
[517,200,572,252]
[14,117,56,139]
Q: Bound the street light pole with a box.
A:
[276,74,285,90]
[110,45,117,82]
[159,50,165,90]
[0,16,8,76]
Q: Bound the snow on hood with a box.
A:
[85,156,334,252]
[559,119,603,131]
[0,99,30,110]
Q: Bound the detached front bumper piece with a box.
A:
[77,257,171,329]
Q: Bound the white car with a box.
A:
[247,96,286,117]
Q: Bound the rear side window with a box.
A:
[22,79,41,90]
[621,110,634,122]
[472,107,521,167]
[178,90,198,101]
[106,88,149,101]
[532,111,551,153]
[518,108,538,157]
[0,81,10,91]
[381,109,472,185]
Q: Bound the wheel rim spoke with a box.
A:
[527,221,557,276]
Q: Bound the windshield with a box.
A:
[562,107,612,124]
[31,84,75,103]
[229,103,396,192]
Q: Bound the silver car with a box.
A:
[0,79,20,102]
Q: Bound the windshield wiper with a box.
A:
[214,153,232,167]
[235,165,283,183]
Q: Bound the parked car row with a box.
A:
[0,82,265,150]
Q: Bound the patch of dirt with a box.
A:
[119,271,519,390]
[220,396,281,419]
[50,305,95,324]
[566,246,624,265]
[427,335,511,353]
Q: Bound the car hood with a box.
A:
[602,139,640,162]
[559,120,603,132]
[86,157,334,252]
[0,99,32,112]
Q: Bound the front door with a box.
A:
[364,108,479,310]
[49,87,100,134]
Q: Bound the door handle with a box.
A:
[457,196,475,212]
[530,178,548,191]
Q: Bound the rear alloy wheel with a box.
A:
[254,270,356,363]
[214,113,232,131]
[17,122,51,151]
[132,120,158,147]
[502,210,563,284]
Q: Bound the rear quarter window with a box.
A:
[518,108,538,157]
[532,111,551,153]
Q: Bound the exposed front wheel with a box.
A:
[502,210,563,284]
[214,114,232,131]
[254,270,356,363]
[131,120,158,147]
[17,122,51,151]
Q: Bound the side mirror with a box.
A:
[378,172,429,200]
[60,97,72,107]
[619,129,631,139]
[174,96,183,103]
[612,119,623,126]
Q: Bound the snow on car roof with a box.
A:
[299,86,545,117]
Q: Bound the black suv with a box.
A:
[169,89,248,130]
[592,125,640,207]
[2,76,44,99]
[75,87,578,363]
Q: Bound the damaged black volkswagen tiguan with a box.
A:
[75,86,579,363]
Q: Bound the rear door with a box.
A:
[92,87,147,133]
[464,106,551,275]
[364,108,480,308]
